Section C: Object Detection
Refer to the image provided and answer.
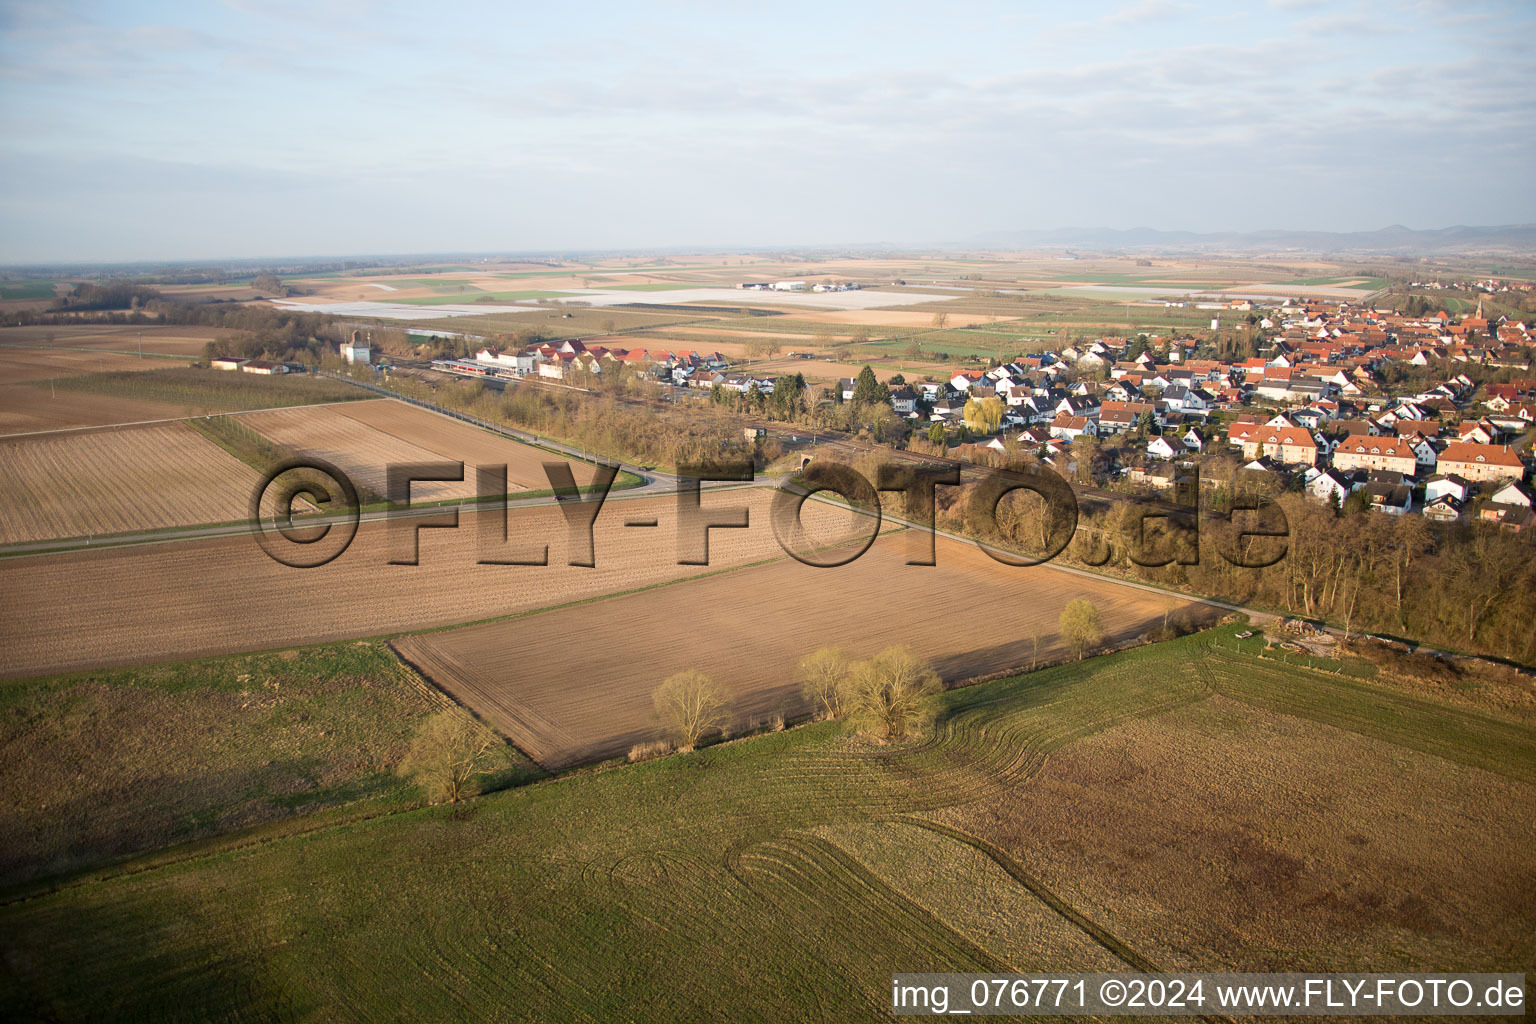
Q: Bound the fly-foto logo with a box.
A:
[249,458,1290,571]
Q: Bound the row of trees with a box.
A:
[648,646,949,753]
[929,466,1536,663]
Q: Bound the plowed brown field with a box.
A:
[0,422,271,544]
[394,536,1207,770]
[0,488,872,679]
[0,348,191,385]
[0,324,242,355]
[0,385,194,435]
[240,399,594,501]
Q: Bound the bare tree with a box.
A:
[400,711,508,804]
[653,669,729,750]
[1059,599,1103,660]
[797,648,852,719]
[845,646,942,741]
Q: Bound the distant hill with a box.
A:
[969,224,1536,255]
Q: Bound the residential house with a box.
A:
[1241,426,1320,467]
[1436,442,1524,484]
[1422,494,1464,522]
[1332,435,1418,477]
[1049,414,1097,441]
[1055,395,1100,421]
[1423,474,1471,505]
[1489,481,1533,509]
[1306,467,1361,506]
[1098,401,1154,434]
[1363,480,1414,515]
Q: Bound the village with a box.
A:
[405,294,1534,530]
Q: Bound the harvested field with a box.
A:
[0,422,271,544]
[393,534,1204,769]
[0,488,874,679]
[0,384,194,435]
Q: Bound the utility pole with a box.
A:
[138,331,143,359]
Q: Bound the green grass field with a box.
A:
[2,626,1530,1020]
[0,642,532,888]
[0,281,60,301]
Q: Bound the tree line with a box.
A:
[929,469,1536,664]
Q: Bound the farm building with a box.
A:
[210,356,247,371]
[341,330,372,365]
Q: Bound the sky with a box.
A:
[1,0,1533,262]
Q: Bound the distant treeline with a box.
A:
[940,467,1536,665]
[49,283,164,311]
[2,291,342,365]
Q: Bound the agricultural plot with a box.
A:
[393,534,1202,770]
[0,347,189,385]
[0,281,61,301]
[326,399,596,490]
[0,488,872,679]
[409,306,705,338]
[4,632,1529,1021]
[0,324,244,356]
[0,422,275,544]
[49,366,364,412]
[0,641,498,887]
[737,357,947,385]
[937,685,1536,970]
[0,383,194,435]
[238,400,594,502]
[790,309,1006,328]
